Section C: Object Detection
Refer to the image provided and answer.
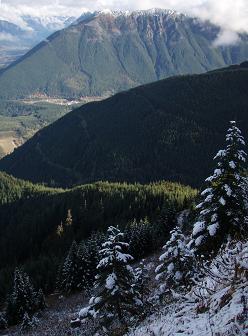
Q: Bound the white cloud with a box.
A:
[213,30,241,47]
[0,0,248,45]
[0,32,17,41]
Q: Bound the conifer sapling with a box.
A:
[156,227,193,293]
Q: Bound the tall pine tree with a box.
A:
[80,226,142,330]
[77,241,92,290]
[190,121,247,256]
[60,241,79,293]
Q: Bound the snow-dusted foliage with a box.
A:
[79,226,142,332]
[20,312,37,333]
[76,241,92,290]
[133,260,150,303]
[59,241,79,293]
[155,227,193,293]
[6,268,38,325]
[58,234,103,293]
[82,233,103,288]
[128,239,248,336]
[0,312,7,330]
[190,121,247,255]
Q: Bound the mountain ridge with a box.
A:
[1,63,247,188]
[0,9,248,99]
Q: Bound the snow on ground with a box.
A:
[127,242,248,336]
[128,301,213,336]
[0,293,89,336]
[128,283,247,336]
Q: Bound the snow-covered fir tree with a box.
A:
[60,241,79,293]
[155,227,193,293]
[6,268,36,325]
[80,226,142,331]
[190,121,247,255]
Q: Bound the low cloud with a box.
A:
[0,32,18,42]
[0,0,248,45]
[213,30,241,47]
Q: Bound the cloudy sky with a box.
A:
[0,0,248,45]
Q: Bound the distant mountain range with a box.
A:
[0,9,248,99]
[0,15,76,68]
[1,62,247,188]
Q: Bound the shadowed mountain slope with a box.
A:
[0,63,247,187]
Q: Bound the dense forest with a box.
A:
[0,172,196,302]
[0,6,247,334]
[1,62,248,187]
[0,121,247,335]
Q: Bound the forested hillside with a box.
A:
[0,9,248,99]
[1,62,247,188]
[0,172,196,302]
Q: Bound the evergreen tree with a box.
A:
[133,260,150,302]
[80,226,142,330]
[190,121,247,255]
[125,218,155,260]
[155,227,193,293]
[6,268,36,325]
[60,241,79,293]
[85,233,103,287]
[77,241,92,290]
[35,289,47,311]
